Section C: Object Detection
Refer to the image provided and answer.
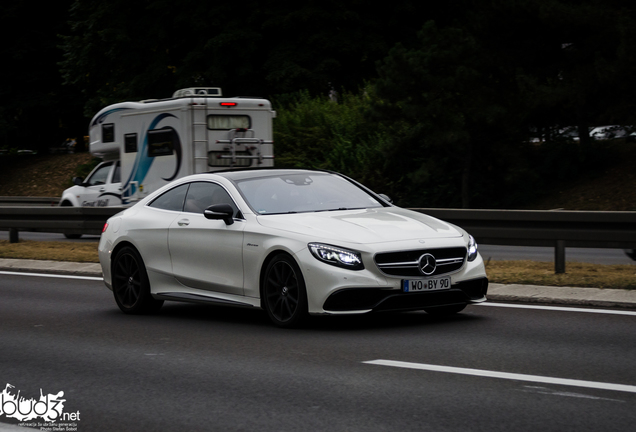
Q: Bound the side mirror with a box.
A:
[378,193,393,204]
[73,177,85,186]
[204,204,235,225]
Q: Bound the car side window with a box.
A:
[148,184,189,212]
[112,161,121,184]
[85,162,113,186]
[183,182,239,216]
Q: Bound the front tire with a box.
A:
[112,246,163,314]
[262,254,308,328]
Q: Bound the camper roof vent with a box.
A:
[173,87,223,98]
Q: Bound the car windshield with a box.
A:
[235,173,384,214]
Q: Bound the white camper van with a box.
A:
[59,87,275,209]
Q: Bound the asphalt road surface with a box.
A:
[1,272,635,431]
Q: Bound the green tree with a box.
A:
[373,21,527,208]
[273,89,387,190]
[371,0,636,208]
[0,0,83,152]
[513,0,636,143]
[59,0,427,114]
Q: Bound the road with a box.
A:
[1,272,635,431]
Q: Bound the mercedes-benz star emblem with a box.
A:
[418,253,437,276]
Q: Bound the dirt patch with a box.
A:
[528,142,636,211]
[0,153,94,197]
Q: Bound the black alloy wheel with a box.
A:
[112,246,163,314]
[263,254,308,328]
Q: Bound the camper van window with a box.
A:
[147,129,174,157]
[124,133,138,153]
[102,124,115,143]
[207,115,250,130]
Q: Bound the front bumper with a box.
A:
[297,241,488,315]
[322,277,488,312]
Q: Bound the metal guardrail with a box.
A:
[0,196,60,206]
[412,208,636,273]
[0,205,634,273]
[0,206,123,239]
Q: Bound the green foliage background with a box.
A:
[273,90,387,188]
[2,0,635,208]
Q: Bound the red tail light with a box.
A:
[102,222,109,233]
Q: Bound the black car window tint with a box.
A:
[148,184,189,212]
[112,162,121,184]
[184,182,238,216]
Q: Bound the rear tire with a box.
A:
[112,246,163,314]
[424,304,466,316]
[262,254,308,328]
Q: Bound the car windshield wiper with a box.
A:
[257,211,298,215]
[315,207,365,212]
[260,208,365,215]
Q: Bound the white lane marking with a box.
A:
[520,385,624,402]
[475,302,636,316]
[363,360,636,394]
[0,271,102,282]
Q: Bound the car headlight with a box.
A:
[467,235,478,262]
[308,243,364,270]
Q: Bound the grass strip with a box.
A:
[0,240,99,263]
[485,259,636,290]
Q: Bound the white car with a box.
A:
[60,160,123,208]
[589,125,635,141]
[98,169,488,327]
[59,160,123,238]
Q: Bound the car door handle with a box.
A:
[99,187,105,192]
[177,219,190,227]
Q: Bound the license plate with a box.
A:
[403,277,451,292]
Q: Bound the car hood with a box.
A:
[255,207,463,244]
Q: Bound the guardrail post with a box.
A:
[555,240,566,274]
[9,228,19,243]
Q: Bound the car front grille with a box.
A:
[374,247,467,277]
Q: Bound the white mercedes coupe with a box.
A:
[98,169,488,327]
